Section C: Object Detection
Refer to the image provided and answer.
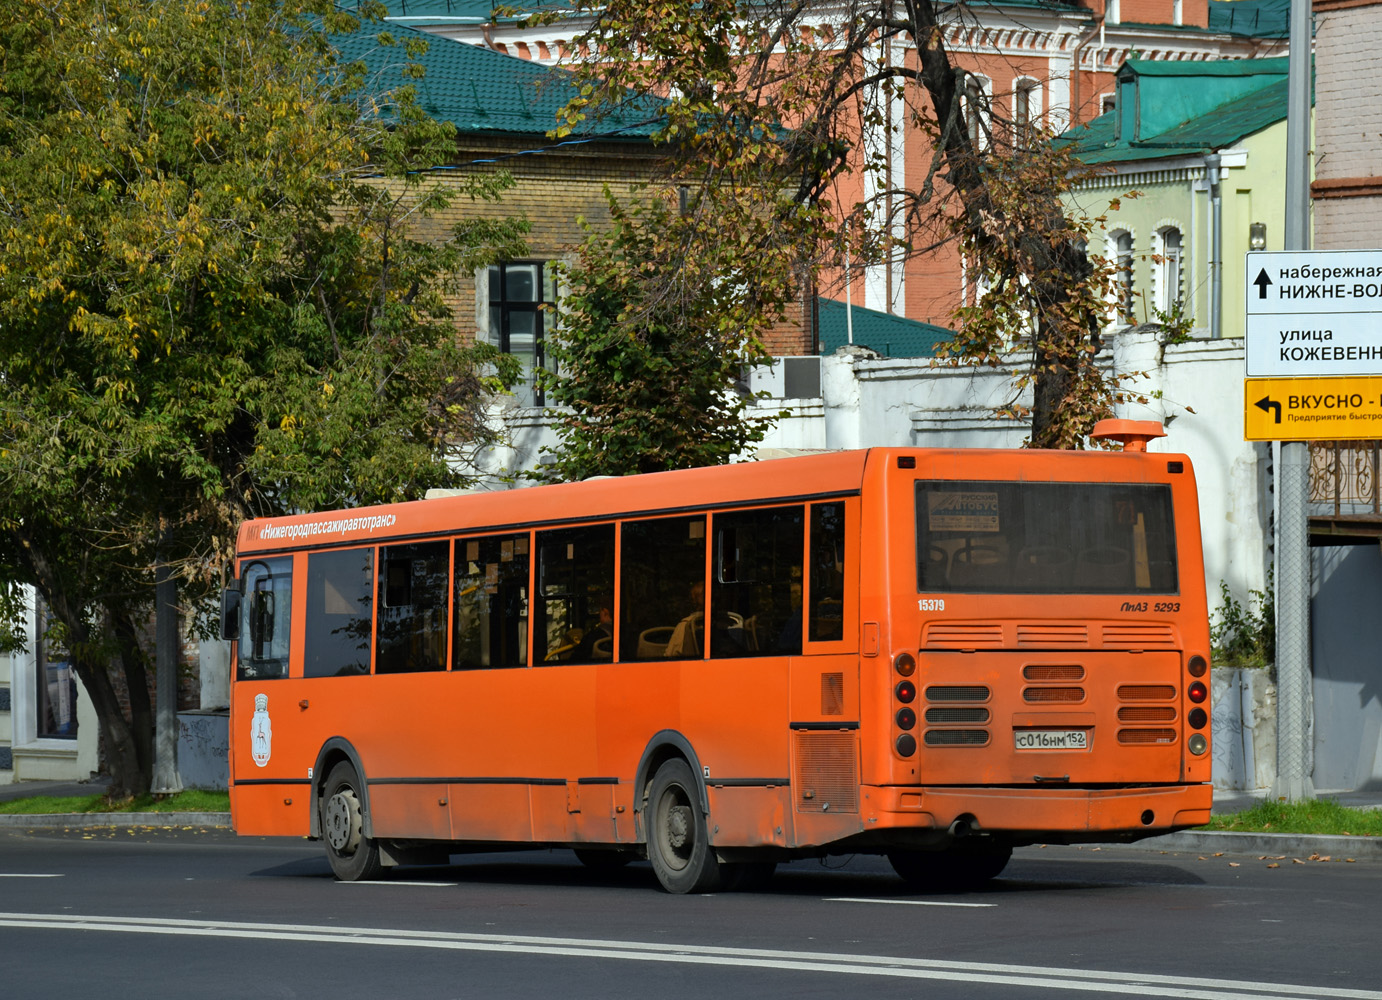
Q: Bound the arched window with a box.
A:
[1157,227,1183,315]
[963,75,991,151]
[1112,230,1135,324]
[1014,78,1041,149]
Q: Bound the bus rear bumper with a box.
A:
[867,782,1214,844]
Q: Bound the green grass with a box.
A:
[0,789,229,815]
[1206,798,1382,837]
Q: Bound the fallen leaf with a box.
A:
[1228,862,1241,867]
[1292,858,1305,864]
[1266,863,1280,869]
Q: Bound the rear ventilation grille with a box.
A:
[923,624,1004,648]
[1102,624,1177,648]
[925,730,991,747]
[793,731,859,814]
[1023,687,1085,703]
[1023,664,1085,682]
[1117,684,1179,746]
[1016,624,1089,646]
[923,687,991,748]
[1119,706,1177,723]
[926,685,992,702]
[925,707,991,724]
[1118,728,1177,745]
[1118,684,1177,701]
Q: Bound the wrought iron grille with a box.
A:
[1309,441,1381,516]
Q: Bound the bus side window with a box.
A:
[536,524,616,664]
[237,557,292,681]
[809,502,845,643]
[454,534,531,670]
[711,505,804,658]
[620,516,706,661]
[376,541,449,674]
[304,548,374,678]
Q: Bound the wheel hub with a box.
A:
[324,790,361,855]
[666,804,690,851]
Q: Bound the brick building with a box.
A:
[1311,0,1382,244]
[381,0,1290,332]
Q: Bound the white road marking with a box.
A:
[0,874,63,878]
[825,896,996,908]
[340,881,459,887]
[0,911,1375,1000]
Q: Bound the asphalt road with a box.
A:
[2,826,1380,999]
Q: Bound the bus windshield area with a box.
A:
[916,481,1178,595]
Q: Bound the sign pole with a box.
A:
[1274,0,1315,801]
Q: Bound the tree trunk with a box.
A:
[151,532,183,794]
[112,610,155,787]
[13,528,153,799]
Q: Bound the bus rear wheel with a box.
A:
[322,762,384,882]
[646,759,723,894]
[887,844,1011,891]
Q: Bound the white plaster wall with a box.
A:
[755,331,1270,610]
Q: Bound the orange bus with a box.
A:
[222,419,1212,893]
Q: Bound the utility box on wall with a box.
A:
[177,709,229,790]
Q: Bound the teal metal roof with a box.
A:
[1061,58,1290,165]
[817,299,953,358]
[378,0,1291,35]
[1209,0,1290,38]
[334,16,657,138]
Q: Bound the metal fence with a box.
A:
[1309,441,1382,517]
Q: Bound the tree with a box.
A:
[538,192,790,480]
[0,0,528,797]
[546,0,1132,448]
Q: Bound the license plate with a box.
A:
[1014,729,1088,750]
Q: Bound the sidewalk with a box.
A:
[0,776,231,830]
[3,779,1382,858]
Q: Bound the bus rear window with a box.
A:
[916,481,1177,594]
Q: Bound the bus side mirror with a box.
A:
[220,587,241,641]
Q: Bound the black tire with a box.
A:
[321,762,385,882]
[888,843,1011,891]
[645,759,723,893]
[573,848,636,872]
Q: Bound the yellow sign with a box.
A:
[1244,376,1382,441]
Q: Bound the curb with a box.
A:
[1119,829,1382,860]
[4,815,1380,860]
[0,812,231,830]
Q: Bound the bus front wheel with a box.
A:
[322,762,384,882]
[646,759,723,894]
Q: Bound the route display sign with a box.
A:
[1245,250,1382,378]
[1243,375,1382,441]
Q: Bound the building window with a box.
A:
[1112,230,1135,325]
[1014,79,1040,149]
[963,75,991,152]
[1157,227,1183,316]
[487,262,555,407]
[34,599,76,740]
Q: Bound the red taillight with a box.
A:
[896,707,917,730]
[896,680,916,703]
[1187,681,1208,704]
